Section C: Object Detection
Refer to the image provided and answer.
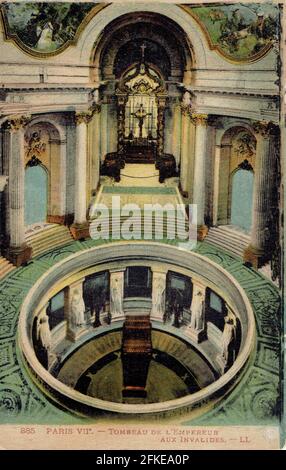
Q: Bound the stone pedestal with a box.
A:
[192,113,209,240]
[244,121,276,268]
[70,222,90,241]
[110,269,125,321]
[150,269,167,321]
[7,245,32,267]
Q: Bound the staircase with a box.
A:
[204,226,250,258]
[0,256,15,280]
[26,224,74,258]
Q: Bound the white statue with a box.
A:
[182,91,192,110]
[152,276,166,318]
[70,290,85,329]
[110,277,124,316]
[37,314,51,351]
[93,88,100,104]
[221,316,236,364]
[190,290,204,331]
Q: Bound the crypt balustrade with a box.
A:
[18,242,255,417]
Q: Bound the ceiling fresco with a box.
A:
[0,2,280,61]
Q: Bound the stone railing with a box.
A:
[18,242,255,418]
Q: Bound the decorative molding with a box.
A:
[252,120,277,138]
[90,103,101,115]
[238,159,253,171]
[25,130,46,162]
[26,155,42,168]
[6,115,30,131]
[75,111,93,125]
[233,132,256,159]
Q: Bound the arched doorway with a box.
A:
[24,165,48,226]
[230,169,254,232]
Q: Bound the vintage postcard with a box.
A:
[0,0,284,451]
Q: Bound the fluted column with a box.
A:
[212,144,221,226]
[70,111,92,240]
[192,113,209,240]
[185,279,206,343]
[6,116,32,266]
[171,102,181,164]
[180,106,192,197]
[150,268,167,321]
[244,121,276,268]
[91,105,101,192]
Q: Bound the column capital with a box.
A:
[6,115,30,132]
[252,120,277,138]
[180,104,192,117]
[90,103,101,115]
[191,113,208,126]
[75,111,93,125]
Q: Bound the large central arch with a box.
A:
[91,12,193,82]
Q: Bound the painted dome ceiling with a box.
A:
[0,2,280,62]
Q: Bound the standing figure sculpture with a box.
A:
[190,290,205,331]
[70,290,85,329]
[152,276,165,319]
[221,316,236,366]
[110,278,124,317]
[36,313,51,369]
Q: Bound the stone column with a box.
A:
[47,137,67,225]
[110,268,125,321]
[6,116,32,266]
[244,121,276,268]
[91,105,101,193]
[180,105,191,197]
[70,112,92,240]
[171,102,181,165]
[192,113,209,240]
[185,279,206,343]
[150,269,167,321]
[65,278,87,342]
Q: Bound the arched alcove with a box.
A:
[24,165,48,226]
[92,13,192,82]
[24,121,66,226]
[230,168,254,232]
[217,126,256,228]
[91,12,193,163]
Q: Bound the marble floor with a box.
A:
[0,236,280,425]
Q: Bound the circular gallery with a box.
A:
[18,242,255,419]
